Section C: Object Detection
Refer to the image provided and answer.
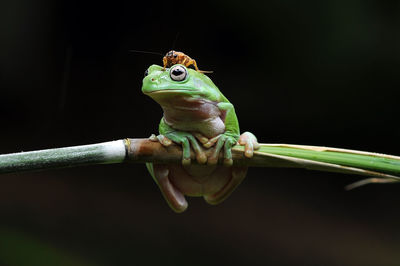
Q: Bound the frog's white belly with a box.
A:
[161,98,225,138]
[165,117,225,137]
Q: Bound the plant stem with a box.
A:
[0,139,399,187]
[0,140,126,174]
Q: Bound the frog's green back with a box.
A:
[187,67,231,103]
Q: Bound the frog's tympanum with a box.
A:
[142,64,259,212]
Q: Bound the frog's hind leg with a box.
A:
[203,166,248,205]
[147,163,188,213]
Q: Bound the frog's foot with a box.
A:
[204,166,248,205]
[149,134,158,142]
[208,134,238,166]
[164,131,207,165]
[238,132,260,158]
[152,164,188,213]
[203,135,221,149]
[193,133,220,148]
[193,132,209,145]
[149,134,173,146]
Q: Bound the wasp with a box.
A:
[163,50,212,73]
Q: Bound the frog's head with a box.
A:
[142,64,222,103]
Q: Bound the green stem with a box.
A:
[256,145,400,175]
[0,139,399,188]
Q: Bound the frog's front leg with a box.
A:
[208,102,240,166]
[159,118,207,165]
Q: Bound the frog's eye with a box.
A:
[144,69,149,77]
[170,65,187,81]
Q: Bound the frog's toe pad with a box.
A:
[149,134,173,147]
[197,153,207,164]
[157,135,173,146]
[182,158,191,166]
[223,158,233,166]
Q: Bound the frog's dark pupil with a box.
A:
[144,69,148,76]
[173,54,178,58]
[172,69,183,76]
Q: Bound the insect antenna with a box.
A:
[129,49,164,56]
[171,32,180,50]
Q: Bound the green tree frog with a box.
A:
[142,64,259,213]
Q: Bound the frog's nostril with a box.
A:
[151,78,155,82]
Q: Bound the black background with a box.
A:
[0,0,400,265]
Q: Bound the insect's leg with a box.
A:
[190,59,200,71]
[181,57,189,65]
[182,57,199,71]
[162,57,168,70]
[197,70,214,74]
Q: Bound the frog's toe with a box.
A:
[185,135,207,164]
[182,158,191,166]
[223,158,233,166]
[193,132,209,145]
[238,132,260,158]
[202,135,220,148]
[157,135,173,146]
[149,134,158,142]
[180,138,192,165]
[196,152,207,164]
[208,135,226,165]
[148,134,173,147]
[223,138,236,166]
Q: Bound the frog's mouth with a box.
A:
[147,89,191,94]
[146,88,197,94]
[145,88,204,99]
